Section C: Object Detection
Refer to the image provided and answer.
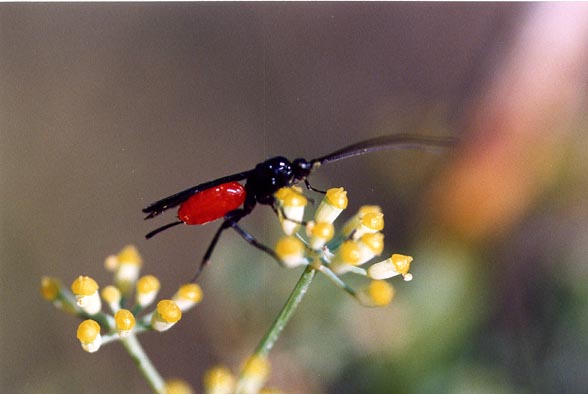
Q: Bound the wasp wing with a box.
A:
[143,170,253,219]
[311,134,456,166]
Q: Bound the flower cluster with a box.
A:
[273,186,413,307]
[41,185,415,394]
[41,245,203,354]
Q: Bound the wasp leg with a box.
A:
[305,179,327,194]
[192,208,250,282]
[191,207,284,282]
[191,220,233,282]
[229,222,283,265]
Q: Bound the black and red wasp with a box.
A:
[143,134,455,280]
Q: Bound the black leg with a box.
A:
[305,179,327,194]
[190,220,232,282]
[191,208,250,282]
[229,222,283,264]
[190,204,284,282]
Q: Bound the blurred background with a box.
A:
[2,3,588,393]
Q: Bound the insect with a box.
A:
[143,134,455,280]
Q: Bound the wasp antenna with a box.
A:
[311,134,457,166]
[145,220,183,239]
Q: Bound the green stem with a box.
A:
[254,265,317,358]
[120,334,166,394]
[316,265,357,297]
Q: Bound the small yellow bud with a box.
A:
[137,275,160,294]
[77,319,102,353]
[275,187,307,235]
[360,212,384,232]
[157,300,182,323]
[274,187,308,207]
[151,300,182,332]
[164,378,194,394]
[135,275,160,307]
[203,365,235,394]
[358,280,395,307]
[367,254,413,281]
[355,232,385,265]
[71,276,99,296]
[173,283,203,312]
[237,355,270,394]
[359,232,384,255]
[40,276,60,301]
[71,276,102,314]
[117,245,142,266]
[338,241,362,265]
[114,246,143,294]
[275,236,306,268]
[342,205,382,237]
[325,187,348,209]
[104,255,119,272]
[390,254,413,277]
[77,319,100,342]
[330,240,362,275]
[307,221,335,250]
[115,309,136,336]
[309,221,335,239]
[101,285,121,305]
[314,187,348,223]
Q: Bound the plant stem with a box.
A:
[254,265,317,358]
[121,333,166,394]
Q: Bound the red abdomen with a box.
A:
[178,182,246,225]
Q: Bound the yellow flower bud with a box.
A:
[358,280,395,307]
[236,355,270,394]
[151,300,182,332]
[275,187,308,235]
[203,365,235,394]
[330,240,362,275]
[136,275,161,307]
[307,221,335,250]
[114,245,143,293]
[368,254,413,281]
[115,309,135,337]
[77,319,101,353]
[275,236,306,268]
[71,276,101,315]
[165,379,194,394]
[117,245,143,266]
[173,283,203,312]
[40,276,61,301]
[314,187,348,223]
[71,276,99,296]
[101,285,121,312]
[342,205,382,237]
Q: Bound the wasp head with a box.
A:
[292,158,313,183]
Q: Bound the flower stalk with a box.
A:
[253,265,317,358]
[120,334,166,394]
